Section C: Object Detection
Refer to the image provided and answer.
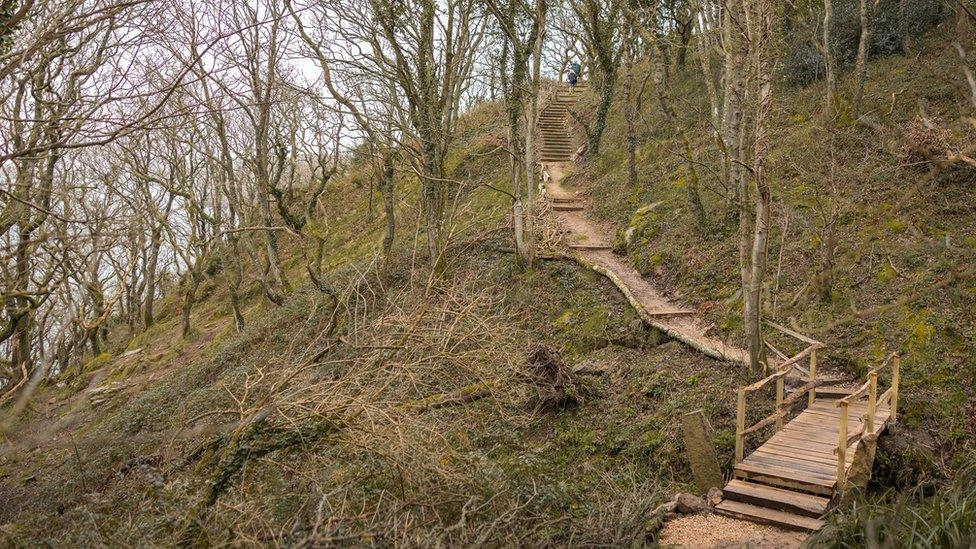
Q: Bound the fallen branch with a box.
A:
[407,381,497,413]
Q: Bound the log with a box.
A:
[408,381,497,413]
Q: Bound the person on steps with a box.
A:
[567,61,581,89]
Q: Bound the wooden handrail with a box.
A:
[835,353,900,493]
[743,367,791,393]
[735,338,824,464]
[837,380,872,405]
[764,320,826,348]
[739,378,827,436]
[837,401,849,490]
[877,386,894,407]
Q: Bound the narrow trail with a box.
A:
[535,83,747,365]
[541,162,748,365]
[537,86,806,547]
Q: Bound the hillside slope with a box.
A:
[1,23,974,548]
[0,100,752,546]
[569,26,975,472]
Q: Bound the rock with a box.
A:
[651,500,678,517]
[674,493,706,514]
[633,201,663,218]
[707,487,723,508]
[87,381,129,407]
[624,226,637,246]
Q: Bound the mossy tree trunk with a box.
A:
[572,0,622,157]
[487,0,547,270]
[824,0,838,119]
[852,0,874,120]
[740,0,775,373]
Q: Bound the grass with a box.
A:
[811,461,976,547]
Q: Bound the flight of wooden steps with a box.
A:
[537,83,587,163]
[715,479,828,532]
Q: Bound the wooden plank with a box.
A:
[738,459,838,485]
[722,479,829,518]
[733,462,837,495]
[733,469,835,496]
[746,457,838,480]
[715,500,825,532]
[742,454,838,479]
[761,440,854,462]
[642,308,696,316]
[762,436,845,452]
[757,448,852,469]
[754,446,848,468]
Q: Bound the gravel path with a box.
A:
[658,514,807,548]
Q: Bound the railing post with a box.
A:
[891,354,900,422]
[735,388,746,463]
[867,371,878,434]
[775,375,784,431]
[837,401,849,492]
[808,348,818,406]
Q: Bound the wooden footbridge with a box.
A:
[715,323,901,531]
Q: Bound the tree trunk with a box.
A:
[143,227,163,328]
[523,1,545,268]
[741,0,775,372]
[226,237,246,333]
[852,0,873,120]
[624,41,638,188]
[381,148,396,257]
[899,0,910,55]
[721,1,745,220]
[181,271,203,340]
[589,75,616,156]
[824,0,837,119]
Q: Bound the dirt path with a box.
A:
[543,163,748,365]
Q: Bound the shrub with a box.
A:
[780,0,949,86]
[812,461,976,547]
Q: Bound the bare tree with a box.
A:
[487,0,547,268]
[852,0,876,120]
[569,0,623,156]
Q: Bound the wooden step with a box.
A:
[552,203,583,211]
[568,243,611,251]
[721,479,829,518]
[714,500,825,532]
[733,462,835,496]
[643,308,696,316]
[815,385,859,399]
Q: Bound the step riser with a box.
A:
[733,468,834,497]
[714,502,824,533]
[722,489,826,519]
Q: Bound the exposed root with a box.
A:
[519,344,589,410]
